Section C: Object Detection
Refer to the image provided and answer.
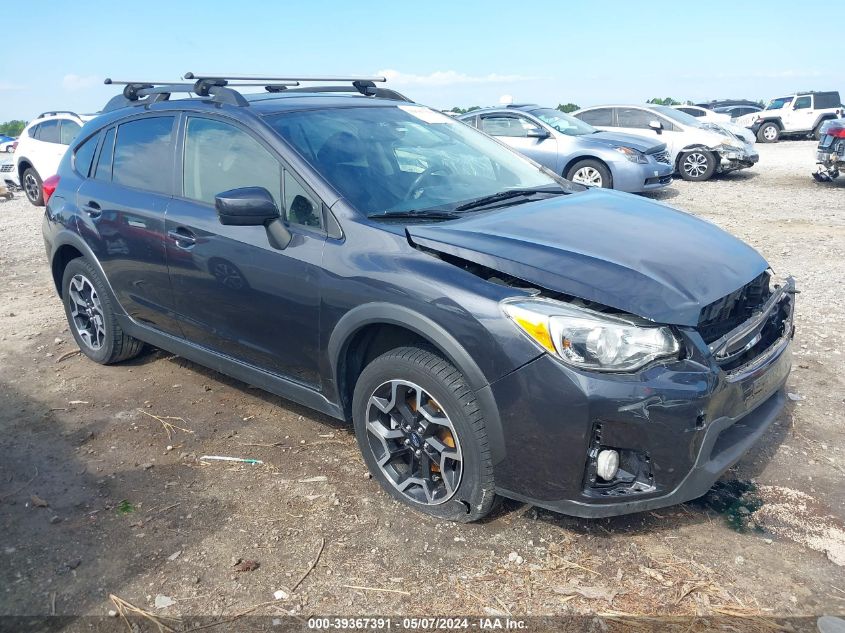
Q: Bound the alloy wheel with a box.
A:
[23,173,39,202]
[68,274,106,350]
[365,379,463,505]
[571,166,603,187]
[683,152,709,178]
[763,126,777,141]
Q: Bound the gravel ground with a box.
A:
[0,141,843,627]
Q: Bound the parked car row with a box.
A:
[38,73,795,523]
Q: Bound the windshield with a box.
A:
[649,105,703,128]
[528,108,596,136]
[766,97,793,110]
[266,105,560,217]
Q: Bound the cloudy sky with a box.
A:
[0,0,840,122]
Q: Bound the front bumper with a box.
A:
[611,159,674,193]
[718,147,759,172]
[0,160,18,188]
[488,291,794,518]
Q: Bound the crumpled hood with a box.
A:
[407,189,769,326]
[578,131,664,153]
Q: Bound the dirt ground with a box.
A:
[1,141,844,628]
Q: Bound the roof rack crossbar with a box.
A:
[280,84,412,102]
[184,73,386,83]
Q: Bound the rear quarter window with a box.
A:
[112,117,175,194]
[815,93,842,109]
[36,120,61,143]
[73,133,100,178]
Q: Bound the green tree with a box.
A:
[556,103,580,113]
[0,120,26,137]
[646,97,682,106]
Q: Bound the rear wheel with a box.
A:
[62,258,144,364]
[757,122,780,143]
[22,167,43,206]
[678,150,716,181]
[566,159,612,188]
[352,347,497,522]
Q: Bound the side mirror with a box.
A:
[215,187,281,226]
[648,120,663,134]
[215,186,291,249]
[526,128,551,139]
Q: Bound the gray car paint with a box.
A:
[407,188,769,326]
[459,107,673,193]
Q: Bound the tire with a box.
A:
[61,258,144,364]
[757,122,780,143]
[22,167,44,206]
[813,123,828,141]
[352,347,497,522]
[566,159,612,188]
[678,150,717,181]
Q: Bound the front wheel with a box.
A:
[678,150,716,181]
[566,159,612,188]
[757,122,780,143]
[352,347,497,522]
[22,167,43,206]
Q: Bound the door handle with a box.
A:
[82,200,101,219]
[168,228,197,247]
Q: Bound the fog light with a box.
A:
[596,449,620,481]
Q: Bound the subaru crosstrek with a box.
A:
[42,75,795,522]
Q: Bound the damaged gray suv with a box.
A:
[43,74,795,522]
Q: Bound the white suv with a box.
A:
[736,91,843,143]
[12,111,93,205]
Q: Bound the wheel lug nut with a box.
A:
[414,449,422,456]
[404,439,411,446]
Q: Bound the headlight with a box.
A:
[502,298,681,372]
[718,140,744,152]
[614,146,648,164]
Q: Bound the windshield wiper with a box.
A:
[369,209,460,220]
[453,187,565,212]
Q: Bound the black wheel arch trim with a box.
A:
[327,302,507,464]
[813,114,837,131]
[49,229,124,315]
[757,117,783,129]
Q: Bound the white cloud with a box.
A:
[376,69,538,87]
[62,74,101,91]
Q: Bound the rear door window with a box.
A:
[36,120,61,143]
[112,116,175,194]
[576,108,612,126]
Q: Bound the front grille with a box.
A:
[698,272,771,344]
[652,150,671,164]
[0,164,12,173]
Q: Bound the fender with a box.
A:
[328,302,507,464]
[753,116,782,131]
[15,155,34,180]
[48,226,126,317]
[812,113,837,132]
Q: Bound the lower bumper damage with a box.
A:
[488,279,795,518]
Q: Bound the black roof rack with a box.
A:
[101,77,302,112]
[184,73,412,102]
[101,72,411,113]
